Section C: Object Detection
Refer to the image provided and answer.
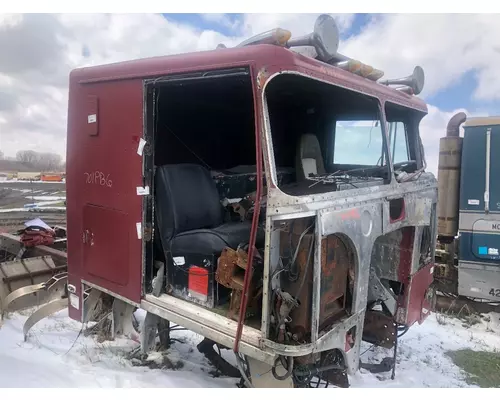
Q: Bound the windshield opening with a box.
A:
[265,73,391,197]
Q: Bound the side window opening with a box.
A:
[384,102,423,177]
[388,121,409,164]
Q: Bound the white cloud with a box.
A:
[240,13,355,38]
[0,13,23,27]
[0,12,498,172]
[0,13,236,159]
[200,13,241,31]
[342,14,500,101]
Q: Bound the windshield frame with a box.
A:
[261,70,396,198]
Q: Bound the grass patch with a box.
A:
[447,349,500,387]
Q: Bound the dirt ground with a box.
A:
[0,181,66,231]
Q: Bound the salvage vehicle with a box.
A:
[2,15,438,387]
[434,113,500,309]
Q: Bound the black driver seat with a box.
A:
[155,163,253,256]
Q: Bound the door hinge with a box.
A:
[143,223,153,242]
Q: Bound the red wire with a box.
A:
[233,94,263,353]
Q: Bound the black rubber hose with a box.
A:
[271,356,294,381]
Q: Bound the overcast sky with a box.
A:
[0,13,499,175]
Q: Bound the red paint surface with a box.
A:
[83,204,130,286]
[394,226,435,326]
[66,78,143,304]
[340,208,361,220]
[405,263,435,326]
[69,45,426,113]
[345,333,354,352]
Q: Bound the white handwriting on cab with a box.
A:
[84,171,113,188]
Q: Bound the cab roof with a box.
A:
[70,44,427,113]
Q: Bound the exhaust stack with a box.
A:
[437,112,467,242]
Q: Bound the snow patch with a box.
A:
[24,196,66,201]
[0,310,499,388]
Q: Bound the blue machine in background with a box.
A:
[437,113,500,301]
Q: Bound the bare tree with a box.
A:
[37,152,62,172]
[0,150,4,160]
[15,150,62,171]
[16,150,39,165]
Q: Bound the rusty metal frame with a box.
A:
[0,258,65,289]
[81,279,141,308]
[0,233,68,265]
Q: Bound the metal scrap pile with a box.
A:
[0,218,68,324]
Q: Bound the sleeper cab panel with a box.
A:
[66,76,144,304]
[82,204,130,287]
[488,127,500,210]
[459,125,500,212]
[459,127,486,211]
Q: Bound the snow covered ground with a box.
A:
[0,309,499,388]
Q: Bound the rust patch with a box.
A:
[362,310,396,349]
[215,247,262,320]
[215,247,248,290]
[319,235,349,330]
[279,220,352,342]
[279,218,314,343]
[256,67,269,90]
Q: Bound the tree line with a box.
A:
[0,150,65,172]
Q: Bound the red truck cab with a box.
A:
[66,15,437,388]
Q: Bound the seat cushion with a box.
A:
[170,221,253,255]
[295,133,326,181]
[155,164,224,243]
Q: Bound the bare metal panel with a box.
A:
[458,262,500,300]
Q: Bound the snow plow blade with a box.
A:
[0,256,67,318]
[23,298,68,341]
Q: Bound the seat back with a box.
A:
[295,133,326,181]
[155,164,224,244]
